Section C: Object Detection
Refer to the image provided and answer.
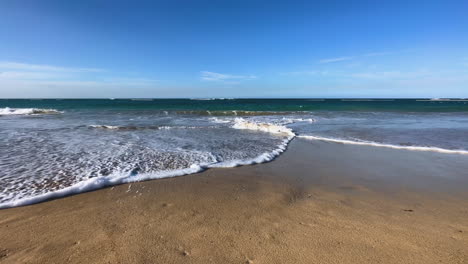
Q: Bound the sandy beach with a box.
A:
[1,139,467,264]
[2,0,468,263]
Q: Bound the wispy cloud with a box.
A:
[319,57,354,64]
[0,78,163,98]
[348,70,431,80]
[0,61,159,97]
[340,69,468,89]
[200,71,257,82]
[280,66,468,86]
[0,71,62,80]
[3,79,158,88]
[318,50,402,64]
[0,61,104,73]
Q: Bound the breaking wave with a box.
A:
[3,108,468,210]
[88,125,218,130]
[0,107,62,116]
[232,118,295,136]
[173,110,308,116]
[0,118,298,209]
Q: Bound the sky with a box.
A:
[0,0,467,98]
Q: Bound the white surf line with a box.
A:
[0,165,205,209]
[213,118,296,166]
[232,117,296,136]
[298,135,468,155]
[0,107,62,115]
[0,119,301,209]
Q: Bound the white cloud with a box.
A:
[0,61,104,73]
[200,71,257,82]
[0,77,159,89]
[0,78,163,98]
[318,50,402,64]
[319,57,353,64]
[0,71,62,80]
[0,61,160,98]
[348,70,432,80]
[0,61,157,83]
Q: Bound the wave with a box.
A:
[208,137,292,168]
[88,125,218,130]
[214,118,296,166]
[0,107,62,116]
[0,119,297,209]
[0,135,290,209]
[89,125,122,129]
[298,135,468,155]
[190,98,234,100]
[207,116,315,126]
[174,110,308,116]
[280,117,315,124]
[232,118,296,136]
[208,117,232,124]
[0,165,205,209]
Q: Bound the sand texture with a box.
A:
[1,139,467,264]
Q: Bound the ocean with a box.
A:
[1,98,468,208]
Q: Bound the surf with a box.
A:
[0,107,62,115]
[298,135,468,155]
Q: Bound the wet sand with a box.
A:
[1,139,467,264]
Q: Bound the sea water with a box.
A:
[1,98,467,208]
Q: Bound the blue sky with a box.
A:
[0,0,467,98]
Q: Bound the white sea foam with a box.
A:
[208,118,296,166]
[2,139,294,208]
[89,125,218,130]
[298,135,468,155]
[280,117,316,125]
[208,117,231,124]
[3,104,468,210]
[0,164,205,209]
[209,137,292,168]
[0,107,62,115]
[89,125,121,129]
[0,117,300,209]
[232,118,296,136]
[0,136,293,209]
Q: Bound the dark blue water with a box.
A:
[1,98,468,112]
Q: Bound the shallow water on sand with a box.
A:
[1,99,468,207]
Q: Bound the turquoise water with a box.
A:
[1,98,468,112]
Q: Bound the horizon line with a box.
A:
[0,97,466,100]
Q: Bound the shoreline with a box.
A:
[1,139,467,263]
[3,134,468,209]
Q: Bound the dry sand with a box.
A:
[1,139,467,264]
